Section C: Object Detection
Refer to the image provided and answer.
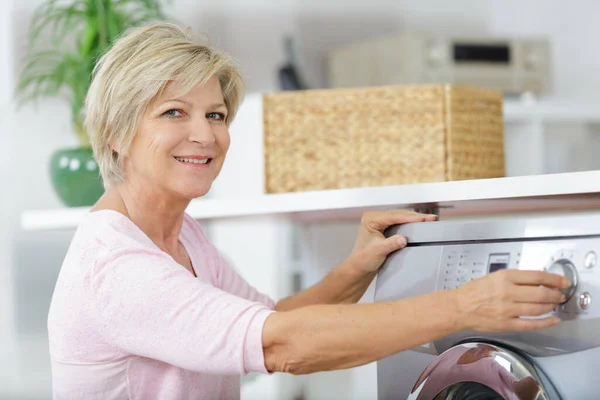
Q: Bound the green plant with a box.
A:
[16,0,168,146]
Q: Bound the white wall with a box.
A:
[0,0,18,395]
[486,0,600,102]
[1,1,15,270]
[1,0,14,268]
[166,0,600,100]
[3,0,600,398]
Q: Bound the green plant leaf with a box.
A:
[29,1,88,49]
[17,0,171,146]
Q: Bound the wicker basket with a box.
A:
[262,84,505,194]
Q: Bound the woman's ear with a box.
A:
[108,138,120,155]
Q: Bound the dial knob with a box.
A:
[546,259,578,303]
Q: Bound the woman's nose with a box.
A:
[189,119,216,145]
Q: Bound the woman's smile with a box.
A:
[174,155,213,169]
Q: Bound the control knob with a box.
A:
[546,259,578,304]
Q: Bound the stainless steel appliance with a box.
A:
[328,33,551,95]
[374,213,600,399]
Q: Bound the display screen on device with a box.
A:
[453,43,511,64]
[488,253,510,273]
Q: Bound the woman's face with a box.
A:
[124,75,230,200]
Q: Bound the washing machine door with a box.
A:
[407,343,558,400]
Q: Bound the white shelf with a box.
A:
[20,171,600,231]
[503,99,600,123]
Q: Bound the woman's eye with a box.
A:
[163,109,184,118]
[207,112,226,122]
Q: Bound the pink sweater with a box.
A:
[48,210,275,399]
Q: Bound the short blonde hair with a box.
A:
[85,23,245,187]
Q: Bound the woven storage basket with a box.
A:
[263,84,505,194]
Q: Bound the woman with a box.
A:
[47,23,569,400]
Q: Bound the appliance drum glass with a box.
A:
[435,382,502,399]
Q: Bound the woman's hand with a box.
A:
[347,210,437,275]
[453,269,570,332]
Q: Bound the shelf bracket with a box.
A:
[411,203,440,215]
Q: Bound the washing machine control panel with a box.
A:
[437,238,599,319]
[440,249,517,290]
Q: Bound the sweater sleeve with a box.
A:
[182,214,276,309]
[214,252,276,309]
[89,247,274,375]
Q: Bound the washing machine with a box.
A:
[374,212,600,400]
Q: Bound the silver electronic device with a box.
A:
[328,33,551,95]
[374,212,600,399]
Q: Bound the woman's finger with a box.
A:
[508,302,558,317]
[511,285,565,304]
[506,315,561,332]
[377,234,408,256]
[362,210,437,232]
[505,269,571,289]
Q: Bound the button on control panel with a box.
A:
[584,251,597,269]
[579,292,592,310]
[440,249,517,290]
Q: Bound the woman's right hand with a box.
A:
[453,269,571,333]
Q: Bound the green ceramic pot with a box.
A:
[49,147,105,207]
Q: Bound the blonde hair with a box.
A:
[85,23,245,187]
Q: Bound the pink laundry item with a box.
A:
[47,210,276,400]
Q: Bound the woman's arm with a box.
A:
[262,269,569,374]
[275,259,376,311]
[276,211,437,311]
[266,289,459,374]
[89,248,274,375]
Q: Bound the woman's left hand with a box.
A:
[347,210,438,275]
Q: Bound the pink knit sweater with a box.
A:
[47,210,275,399]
